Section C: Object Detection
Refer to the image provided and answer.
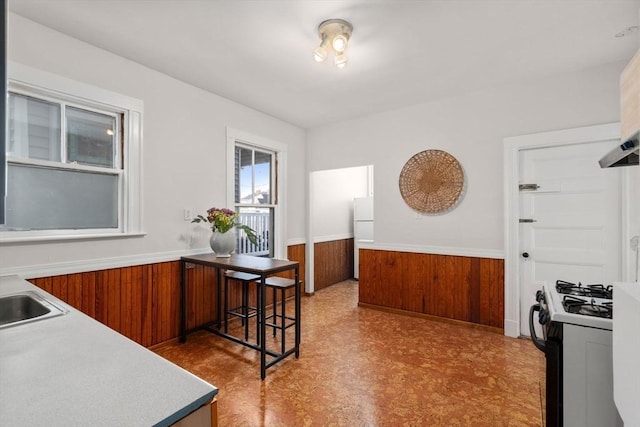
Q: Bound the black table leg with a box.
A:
[216,267,222,329]
[256,281,261,346]
[223,274,229,334]
[295,266,300,358]
[260,274,267,380]
[180,260,187,343]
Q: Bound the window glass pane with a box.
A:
[4,163,118,230]
[8,93,61,161]
[235,146,253,204]
[66,106,116,168]
[237,207,273,257]
[254,150,272,204]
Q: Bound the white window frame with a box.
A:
[226,127,287,260]
[0,62,144,242]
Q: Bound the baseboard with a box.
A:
[503,319,520,338]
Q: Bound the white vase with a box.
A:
[209,230,236,257]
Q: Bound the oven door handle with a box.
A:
[529,304,546,352]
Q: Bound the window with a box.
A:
[1,63,143,241]
[226,128,287,259]
[235,144,275,256]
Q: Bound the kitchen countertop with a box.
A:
[0,275,218,426]
[613,281,640,427]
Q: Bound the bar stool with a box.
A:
[263,277,299,354]
[224,271,260,342]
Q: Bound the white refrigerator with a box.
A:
[353,196,374,279]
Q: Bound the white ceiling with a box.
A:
[9,0,640,129]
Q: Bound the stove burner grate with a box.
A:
[555,280,613,299]
[562,295,613,319]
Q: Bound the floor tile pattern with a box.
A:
[155,280,545,426]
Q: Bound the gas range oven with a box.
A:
[547,280,613,329]
[530,280,622,427]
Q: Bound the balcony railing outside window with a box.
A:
[237,209,272,256]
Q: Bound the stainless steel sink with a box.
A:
[0,291,68,329]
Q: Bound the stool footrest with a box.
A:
[224,271,260,343]
[264,315,296,331]
[227,305,258,318]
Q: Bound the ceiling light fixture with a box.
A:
[313,19,353,69]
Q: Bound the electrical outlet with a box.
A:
[184,208,193,221]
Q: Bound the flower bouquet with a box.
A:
[191,207,258,246]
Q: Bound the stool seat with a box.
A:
[225,271,261,281]
[263,276,297,289]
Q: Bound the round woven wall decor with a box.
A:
[399,150,465,214]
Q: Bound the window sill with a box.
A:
[0,232,147,244]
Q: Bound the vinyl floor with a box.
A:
[154,280,545,426]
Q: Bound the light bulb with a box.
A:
[334,52,348,69]
[332,34,348,53]
[313,45,328,62]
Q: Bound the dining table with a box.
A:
[180,253,300,379]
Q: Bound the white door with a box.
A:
[519,140,622,336]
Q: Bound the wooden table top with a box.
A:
[181,253,299,275]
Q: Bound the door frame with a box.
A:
[502,122,630,337]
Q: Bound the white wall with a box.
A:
[311,166,369,241]
[306,61,626,256]
[0,14,306,276]
[1,13,632,278]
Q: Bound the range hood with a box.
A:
[599,133,639,168]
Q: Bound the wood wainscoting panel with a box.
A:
[287,243,306,297]
[29,244,306,348]
[480,258,505,328]
[30,261,216,348]
[314,238,354,291]
[287,244,306,286]
[358,249,504,329]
